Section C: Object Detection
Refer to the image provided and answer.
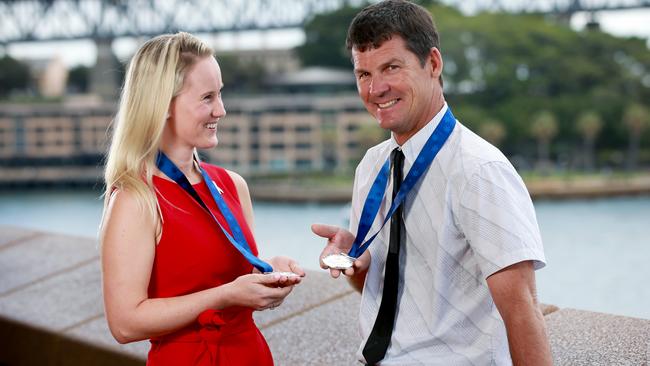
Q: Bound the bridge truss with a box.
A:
[1,0,649,45]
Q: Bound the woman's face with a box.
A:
[164,56,226,152]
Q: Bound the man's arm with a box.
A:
[486,260,553,366]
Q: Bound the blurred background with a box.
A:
[0,0,649,319]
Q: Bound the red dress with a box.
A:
[147,163,273,366]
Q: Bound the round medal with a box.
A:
[264,271,301,278]
[322,253,355,269]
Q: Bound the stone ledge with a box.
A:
[0,226,648,365]
[0,315,143,366]
[546,308,650,365]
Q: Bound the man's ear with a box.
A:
[429,47,443,78]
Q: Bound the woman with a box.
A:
[100,32,304,365]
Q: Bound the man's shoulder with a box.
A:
[454,123,511,169]
[440,122,519,188]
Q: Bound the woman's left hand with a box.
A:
[264,256,305,287]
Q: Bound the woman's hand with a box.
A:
[266,256,305,286]
[224,273,297,311]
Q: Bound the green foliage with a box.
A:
[296,3,650,169]
[623,103,650,134]
[478,118,506,146]
[576,111,603,141]
[432,4,650,166]
[217,54,266,94]
[0,55,30,97]
[531,110,558,142]
[67,65,90,93]
[295,5,365,69]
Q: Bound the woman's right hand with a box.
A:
[224,273,296,310]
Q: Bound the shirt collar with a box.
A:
[389,102,449,165]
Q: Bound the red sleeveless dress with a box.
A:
[147,163,273,366]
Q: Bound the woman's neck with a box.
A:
[159,148,202,184]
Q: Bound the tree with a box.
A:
[67,65,90,93]
[432,4,650,160]
[576,111,603,171]
[296,5,364,69]
[478,118,507,147]
[0,55,30,98]
[623,103,650,171]
[295,3,650,164]
[217,54,266,94]
[530,110,558,174]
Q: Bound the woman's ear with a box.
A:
[166,102,173,120]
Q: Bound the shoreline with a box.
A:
[1,166,649,203]
[249,173,650,203]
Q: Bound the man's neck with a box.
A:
[393,97,446,146]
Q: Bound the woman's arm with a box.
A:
[101,189,292,344]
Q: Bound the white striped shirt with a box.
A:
[350,103,546,365]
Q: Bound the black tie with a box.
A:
[363,148,404,365]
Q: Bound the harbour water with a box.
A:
[1,189,648,319]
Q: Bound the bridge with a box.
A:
[1,0,649,44]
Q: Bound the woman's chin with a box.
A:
[196,138,218,150]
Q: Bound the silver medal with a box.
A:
[322,253,355,269]
[264,271,301,278]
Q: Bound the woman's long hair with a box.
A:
[101,32,213,235]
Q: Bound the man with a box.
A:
[312,1,552,365]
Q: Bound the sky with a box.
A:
[3,9,650,68]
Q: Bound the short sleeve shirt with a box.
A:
[350,103,546,365]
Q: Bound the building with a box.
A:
[0,94,383,186]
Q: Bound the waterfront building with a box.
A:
[0,94,380,186]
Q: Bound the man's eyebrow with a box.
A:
[354,57,403,74]
[379,57,403,68]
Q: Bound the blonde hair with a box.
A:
[101,32,213,233]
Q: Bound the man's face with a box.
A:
[352,36,441,144]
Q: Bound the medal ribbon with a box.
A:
[349,107,456,258]
[156,152,273,273]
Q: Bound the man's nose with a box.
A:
[369,76,389,98]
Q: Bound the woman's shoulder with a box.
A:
[101,187,157,237]
[200,162,247,198]
[200,162,229,183]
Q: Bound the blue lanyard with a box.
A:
[156,152,273,273]
[349,107,456,258]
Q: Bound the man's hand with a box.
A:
[311,223,370,283]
